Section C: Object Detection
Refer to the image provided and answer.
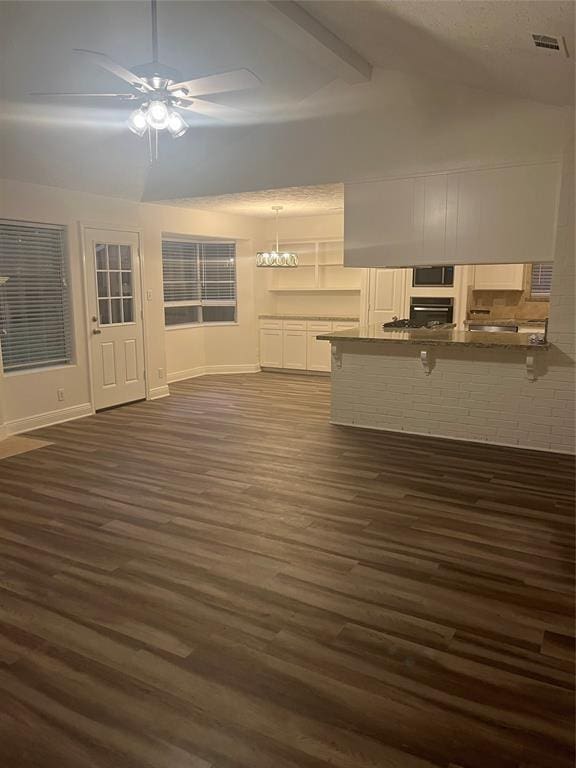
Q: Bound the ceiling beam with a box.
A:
[265,1,372,84]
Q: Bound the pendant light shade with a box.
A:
[256,206,298,268]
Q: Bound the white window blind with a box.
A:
[530,263,553,298]
[0,220,72,372]
[162,239,236,326]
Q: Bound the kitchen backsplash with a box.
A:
[467,287,549,321]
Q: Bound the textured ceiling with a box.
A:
[159,184,344,217]
[303,0,575,106]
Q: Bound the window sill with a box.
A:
[4,362,76,377]
[165,322,239,331]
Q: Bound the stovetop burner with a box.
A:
[383,318,427,328]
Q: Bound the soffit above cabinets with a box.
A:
[344,162,562,268]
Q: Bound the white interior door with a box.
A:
[85,228,146,410]
[367,268,407,325]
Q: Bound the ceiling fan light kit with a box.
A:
[256,206,298,268]
[32,0,260,161]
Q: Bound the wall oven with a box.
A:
[412,266,454,287]
[410,297,454,325]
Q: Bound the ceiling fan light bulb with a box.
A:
[128,109,147,136]
[167,111,188,137]
[146,100,170,129]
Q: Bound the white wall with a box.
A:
[146,70,570,201]
[0,178,266,432]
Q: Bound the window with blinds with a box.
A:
[162,239,236,326]
[0,220,72,372]
[530,263,553,298]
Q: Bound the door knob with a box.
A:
[93,329,102,335]
[91,315,98,322]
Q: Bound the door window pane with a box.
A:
[120,245,131,269]
[97,271,109,298]
[108,244,120,270]
[123,299,134,323]
[99,299,111,325]
[111,298,122,324]
[109,271,121,297]
[121,271,132,296]
[96,244,107,270]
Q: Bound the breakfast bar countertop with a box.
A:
[317,324,550,349]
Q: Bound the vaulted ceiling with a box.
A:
[1,0,573,204]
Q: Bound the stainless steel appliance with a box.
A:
[409,297,454,325]
[412,266,454,287]
[468,324,518,333]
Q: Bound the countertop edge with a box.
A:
[316,333,551,350]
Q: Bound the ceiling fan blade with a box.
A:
[73,49,154,92]
[169,68,260,97]
[177,97,247,120]
[31,92,138,99]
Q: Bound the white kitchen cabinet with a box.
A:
[453,163,560,265]
[367,268,407,324]
[306,334,331,372]
[473,264,525,291]
[344,162,560,268]
[259,329,283,368]
[282,330,307,369]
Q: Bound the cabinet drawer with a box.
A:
[306,321,332,332]
[260,319,282,330]
[283,320,307,331]
[332,322,357,331]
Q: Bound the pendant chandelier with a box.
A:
[256,206,298,267]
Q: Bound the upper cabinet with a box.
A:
[472,263,525,291]
[344,162,561,268]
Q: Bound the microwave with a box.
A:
[412,266,454,287]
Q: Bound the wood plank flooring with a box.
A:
[0,372,574,768]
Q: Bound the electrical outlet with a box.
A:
[146,290,153,301]
[57,388,65,402]
[158,367,164,379]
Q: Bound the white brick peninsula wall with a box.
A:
[327,135,575,455]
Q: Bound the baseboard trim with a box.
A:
[7,402,94,436]
[148,385,170,400]
[330,418,576,456]
[167,364,260,384]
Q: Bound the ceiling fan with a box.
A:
[32,0,260,159]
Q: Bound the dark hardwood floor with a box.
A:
[0,372,574,768]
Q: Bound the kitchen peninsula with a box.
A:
[316,325,572,453]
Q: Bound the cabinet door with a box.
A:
[344,178,420,267]
[367,268,407,324]
[473,264,525,290]
[283,331,307,370]
[306,333,331,372]
[260,329,283,368]
[454,163,560,264]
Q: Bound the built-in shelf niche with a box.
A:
[268,238,361,293]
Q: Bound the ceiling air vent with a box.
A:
[531,33,569,56]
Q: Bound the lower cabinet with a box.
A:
[306,334,331,372]
[283,331,307,369]
[260,319,356,372]
[259,329,283,368]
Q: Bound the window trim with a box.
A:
[162,237,238,328]
[0,218,74,374]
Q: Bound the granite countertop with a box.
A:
[466,318,547,326]
[317,324,550,349]
[259,314,359,321]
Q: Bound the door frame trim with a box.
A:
[79,223,150,411]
